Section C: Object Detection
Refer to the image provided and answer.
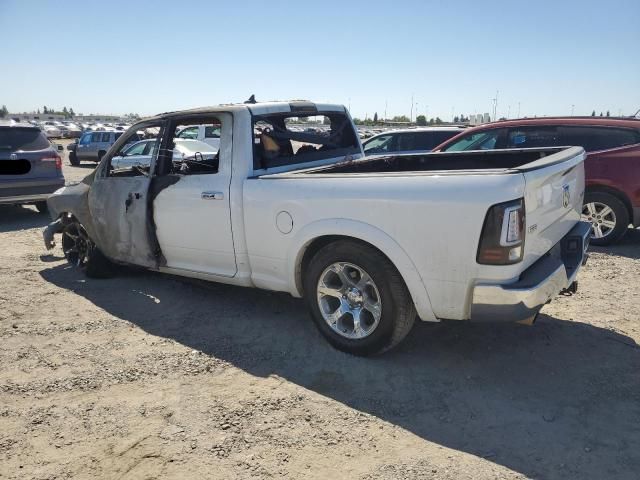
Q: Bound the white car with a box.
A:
[362,127,465,156]
[45,101,590,356]
[111,138,216,170]
[175,124,221,150]
[42,125,62,138]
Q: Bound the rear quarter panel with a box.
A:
[242,172,526,320]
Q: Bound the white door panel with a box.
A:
[153,174,236,276]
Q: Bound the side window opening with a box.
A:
[158,118,221,176]
[252,112,360,170]
[443,129,506,152]
[106,124,164,178]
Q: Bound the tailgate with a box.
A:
[519,147,586,268]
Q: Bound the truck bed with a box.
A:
[297,147,569,175]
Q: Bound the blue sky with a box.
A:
[1,0,639,120]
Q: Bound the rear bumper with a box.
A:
[0,179,65,205]
[470,221,590,322]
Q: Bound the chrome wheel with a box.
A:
[582,202,616,239]
[61,223,91,267]
[316,262,382,340]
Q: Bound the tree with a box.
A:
[606,110,610,117]
[43,106,48,114]
[591,110,596,116]
[69,107,75,118]
[373,112,378,123]
[352,117,362,125]
[434,117,443,124]
[391,115,410,123]
[63,106,69,119]
[37,108,41,114]
[0,105,7,118]
[600,112,603,116]
[416,115,427,126]
[453,116,460,123]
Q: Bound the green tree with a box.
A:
[352,117,362,125]
[69,107,75,118]
[416,115,427,126]
[600,112,603,116]
[453,116,459,123]
[43,106,48,114]
[591,110,596,116]
[606,110,610,117]
[435,117,443,124]
[37,108,41,114]
[373,112,378,123]
[391,115,410,123]
[62,106,69,119]
[0,105,7,118]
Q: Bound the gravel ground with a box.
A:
[0,146,639,479]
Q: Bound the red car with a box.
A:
[434,117,640,245]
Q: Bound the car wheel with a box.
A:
[69,151,79,166]
[35,201,48,214]
[61,221,115,278]
[303,240,416,356]
[97,150,106,162]
[582,191,629,246]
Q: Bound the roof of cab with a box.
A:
[142,100,346,123]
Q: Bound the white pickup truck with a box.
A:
[44,101,590,356]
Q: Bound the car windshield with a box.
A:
[442,129,504,151]
[0,127,50,151]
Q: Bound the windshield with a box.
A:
[442,129,505,152]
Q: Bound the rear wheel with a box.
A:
[97,150,106,162]
[581,192,629,246]
[61,221,115,278]
[35,201,48,214]
[69,151,79,166]
[303,240,416,356]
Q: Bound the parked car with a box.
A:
[44,101,589,356]
[68,131,139,165]
[111,138,216,169]
[41,125,62,138]
[0,121,64,213]
[363,127,465,156]
[433,117,640,245]
[175,124,221,150]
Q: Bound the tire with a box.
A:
[582,191,629,246]
[61,221,115,278]
[69,151,79,166]
[35,201,48,214]
[97,150,106,162]
[303,240,416,356]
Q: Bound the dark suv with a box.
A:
[434,117,640,245]
[0,122,65,213]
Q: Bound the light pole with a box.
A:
[410,94,414,123]
[571,104,575,116]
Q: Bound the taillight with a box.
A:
[41,155,63,171]
[477,198,525,265]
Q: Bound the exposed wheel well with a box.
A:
[297,235,401,296]
[586,185,634,225]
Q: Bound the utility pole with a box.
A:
[384,100,387,123]
[492,90,498,121]
[571,104,575,116]
[410,94,414,123]
[507,105,511,119]
[517,102,521,118]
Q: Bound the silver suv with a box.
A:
[69,131,140,165]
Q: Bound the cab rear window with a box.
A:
[0,127,50,151]
[252,112,360,170]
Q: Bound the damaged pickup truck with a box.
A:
[44,101,590,356]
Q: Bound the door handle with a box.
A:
[201,191,224,200]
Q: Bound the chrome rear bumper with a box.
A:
[470,221,590,322]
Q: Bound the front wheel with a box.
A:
[61,221,115,278]
[303,240,416,356]
[35,201,48,214]
[582,192,629,246]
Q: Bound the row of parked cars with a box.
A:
[18,119,134,139]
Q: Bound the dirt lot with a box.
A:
[1,147,639,479]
